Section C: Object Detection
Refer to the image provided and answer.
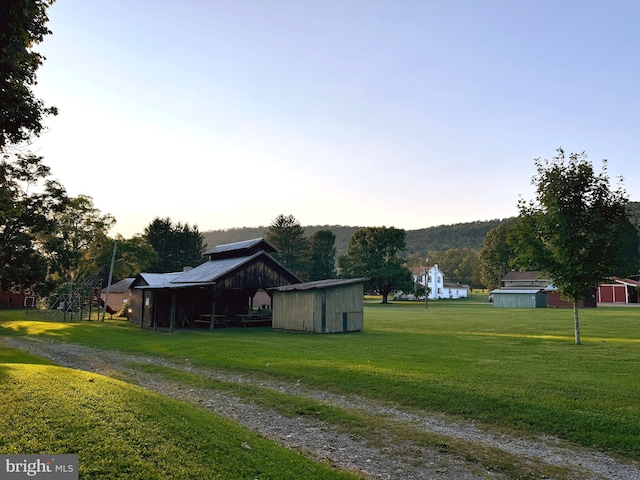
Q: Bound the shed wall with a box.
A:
[323,283,364,333]
[493,292,547,308]
[272,283,364,333]
[272,290,315,332]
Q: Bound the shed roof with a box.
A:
[491,288,545,294]
[271,278,366,292]
[103,277,136,293]
[137,272,183,288]
[600,278,640,287]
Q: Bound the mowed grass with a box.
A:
[2,299,640,463]
[0,361,360,479]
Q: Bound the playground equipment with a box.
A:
[47,280,112,321]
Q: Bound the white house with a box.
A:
[411,264,469,300]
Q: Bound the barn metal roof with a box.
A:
[138,272,183,288]
[172,254,257,284]
[270,278,366,292]
[202,238,276,257]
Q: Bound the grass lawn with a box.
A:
[2,298,640,466]
[0,362,359,479]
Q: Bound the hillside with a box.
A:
[201,219,510,257]
[201,201,639,257]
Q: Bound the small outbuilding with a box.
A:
[490,288,548,308]
[597,278,639,304]
[271,278,366,333]
[545,285,597,308]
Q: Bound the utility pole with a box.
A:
[102,240,117,322]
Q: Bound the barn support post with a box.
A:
[169,291,177,333]
[209,292,216,331]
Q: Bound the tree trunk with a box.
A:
[573,301,581,345]
[381,292,389,304]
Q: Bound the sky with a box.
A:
[29,0,640,238]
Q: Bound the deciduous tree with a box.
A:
[44,194,115,283]
[339,226,412,303]
[513,149,639,344]
[0,152,66,293]
[1,0,58,151]
[478,220,518,291]
[79,232,158,285]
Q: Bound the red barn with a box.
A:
[597,278,639,304]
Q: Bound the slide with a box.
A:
[97,297,117,315]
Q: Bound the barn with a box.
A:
[545,285,597,308]
[490,288,548,308]
[597,278,639,304]
[271,278,366,333]
[129,238,300,330]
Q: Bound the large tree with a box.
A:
[266,214,309,280]
[143,217,205,273]
[428,247,480,288]
[0,0,58,151]
[339,226,413,303]
[44,194,115,283]
[308,230,337,280]
[513,149,639,344]
[0,152,67,293]
[78,232,158,285]
[478,220,518,291]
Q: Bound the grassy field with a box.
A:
[2,296,640,474]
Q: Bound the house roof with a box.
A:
[443,281,468,289]
[203,237,277,258]
[103,277,136,293]
[501,271,549,282]
[271,278,366,292]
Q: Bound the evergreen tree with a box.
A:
[143,217,205,272]
[309,230,337,280]
[266,214,310,280]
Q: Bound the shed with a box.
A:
[271,278,366,333]
[596,278,639,304]
[490,288,548,308]
[100,277,135,313]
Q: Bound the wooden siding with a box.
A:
[273,282,364,333]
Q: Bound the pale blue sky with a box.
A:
[31,0,640,238]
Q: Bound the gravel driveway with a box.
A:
[3,336,639,480]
